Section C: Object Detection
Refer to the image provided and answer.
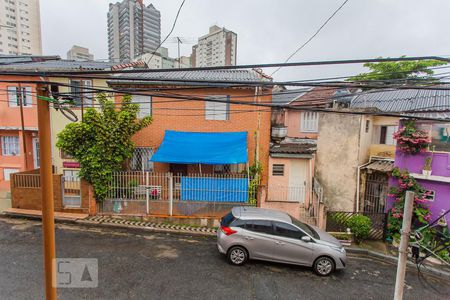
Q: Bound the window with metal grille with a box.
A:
[7,86,32,107]
[131,95,152,118]
[130,147,154,171]
[205,95,230,121]
[300,112,318,132]
[272,164,285,176]
[1,136,20,156]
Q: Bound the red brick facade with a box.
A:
[117,87,272,184]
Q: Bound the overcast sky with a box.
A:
[40,0,450,81]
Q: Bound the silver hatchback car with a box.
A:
[217,207,347,276]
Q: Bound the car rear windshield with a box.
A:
[221,212,235,227]
[290,216,320,239]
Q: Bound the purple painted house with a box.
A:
[389,121,450,228]
[351,89,450,228]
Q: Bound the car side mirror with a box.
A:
[301,236,312,242]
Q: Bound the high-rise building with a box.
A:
[135,46,191,69]
[67,45,94,61]
[107,0,161,63]
[191,25,237,67]
[0,0,42,55]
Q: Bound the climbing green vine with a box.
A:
[56,93,152,201]
[248,161,262,205]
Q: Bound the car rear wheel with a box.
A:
[227,246,248,266]
[313,256,335,276]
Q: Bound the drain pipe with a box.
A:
[356,160,372,212]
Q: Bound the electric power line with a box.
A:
[146,0,186,64]
[1,56,449,76]
[271,0,350,76]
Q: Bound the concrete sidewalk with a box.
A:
[2,208,88,221]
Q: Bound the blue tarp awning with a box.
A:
[150,130,248,165]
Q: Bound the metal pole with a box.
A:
[18,83,28,170]
[145,172,149,214]
[80,80,84,121]
[393,190,415,300]
[37,84,57,300]
[168,174,173,216]
[177,37,181,69]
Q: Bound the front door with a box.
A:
[288,160,307,202]
[271,221,314,265]
[32,138,40,168]
[363,172,388,213]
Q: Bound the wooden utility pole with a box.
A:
[18,83,28,170]
[37,84,57,300]
[393,190,415,300]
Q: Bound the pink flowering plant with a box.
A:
[387,168,432,241]
[393,120,431,154]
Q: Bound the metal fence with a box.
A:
[326,211,387,240]
[13,174,41,188]
[100,172,257,217]
[267,185,306,203]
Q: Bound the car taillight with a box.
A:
[220,225,237,236]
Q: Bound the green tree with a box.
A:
[349,56,446,82]
[56,93,152,201]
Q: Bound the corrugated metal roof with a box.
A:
[364,160,394,172]
[351,89,450,119]
[270,138,317,155]
[107,69,272,85]
[0,59,115,71]
[271,88,312,105]
[0,55,60,65]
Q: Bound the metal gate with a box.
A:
[363,172,389,213]
[326,211,387,240]
[62,174,81,207]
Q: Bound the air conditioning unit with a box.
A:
[271,126,287,139]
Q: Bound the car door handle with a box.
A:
[244,236,254,240]
[275,241,285,245]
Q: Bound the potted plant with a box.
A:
[422,156,432,177]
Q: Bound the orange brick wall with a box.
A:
[10,173,93,214]
[118,87,272,184]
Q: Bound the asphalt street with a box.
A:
[0,218,449,300]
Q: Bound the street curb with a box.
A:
[75,219,217,237]
[0,213,217,237]
[345,247,450,279]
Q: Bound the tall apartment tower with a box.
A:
[67,45,94,61]
[107,0,161,63]
[191,25,237,67]
[0,0,42,55]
